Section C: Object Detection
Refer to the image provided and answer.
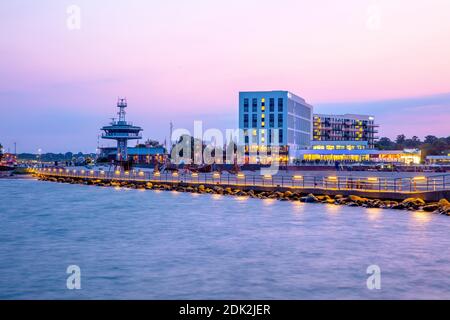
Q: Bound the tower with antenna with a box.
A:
[101,98,143,164]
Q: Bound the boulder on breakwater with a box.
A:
[35,173,449,215]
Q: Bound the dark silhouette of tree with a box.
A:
[376,137,395,150]
[377,134,450,158]
[424,135,438,144]
[396,134,406,145]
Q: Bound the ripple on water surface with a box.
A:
[0,179,449,299]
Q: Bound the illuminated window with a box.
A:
[261,114,265,119]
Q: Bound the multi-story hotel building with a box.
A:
[313,114,379,149]
[239,91,313,164]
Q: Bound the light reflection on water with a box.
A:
[412,211,433,224]
[367,208,382,221]
[262,199,276,206]
[324,203,342,214]
[0,179,449,300]
[211,194,223,200]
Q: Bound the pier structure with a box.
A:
[35,168,450,202]
[101,98,143,163]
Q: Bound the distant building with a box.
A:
[313,114,379,149]
[311,140,369,151]
[100,147,167,165]
[0,153,17,166]
[426,154,450,165]
[239,91,313,164]
[295,148,421,165]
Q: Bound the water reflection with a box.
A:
[324,204,342,214]
[212,194,223,200]
[291,201,304,213]
[367,208,382,221]
[262,199,276,206]
[412,211,432,224]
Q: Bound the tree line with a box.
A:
[376,135,450,157]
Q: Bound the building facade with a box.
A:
[239,91,313,164]
[295,148,421,165]
[426,154,450,165]
[313,114,378,149]
[99,147,167,165]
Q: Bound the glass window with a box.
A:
[278,98,283,112]
[243,98,249,112]
[269,98,275,112]
[278,113,283,128]
[243,114,249,128]
[252,114,257,127]
[252,98,257,112]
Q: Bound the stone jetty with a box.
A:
[36,174,450,216]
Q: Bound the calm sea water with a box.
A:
[0,179,449,300]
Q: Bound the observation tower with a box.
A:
[101,98,143,162]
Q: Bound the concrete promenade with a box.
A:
[35,168,450,202]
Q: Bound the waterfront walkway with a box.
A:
[35,168,450,201]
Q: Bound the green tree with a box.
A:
[376,137,395,150]
[404,136,421,148]
[424,135,438,144]
[395,134,406,145]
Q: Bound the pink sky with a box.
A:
[1,0,450,152]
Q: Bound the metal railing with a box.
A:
[35,168,450,193]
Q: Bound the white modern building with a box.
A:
[239,91,313,164]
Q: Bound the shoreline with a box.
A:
[0,174,35,180]
[34,173,450,216]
